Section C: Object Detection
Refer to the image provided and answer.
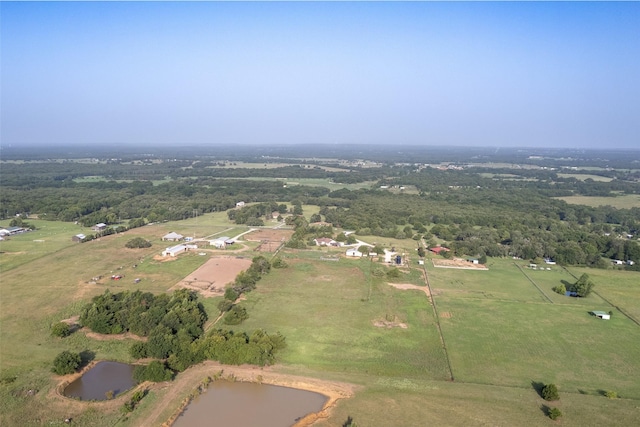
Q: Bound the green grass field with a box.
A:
[557,173,614,182]
[554,194,640,209]
[1,215,640,426]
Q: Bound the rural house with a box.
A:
[346,248,363,257]
[162,232,184,241]
[429,246,449,255]
[314,237,338,246]
[210,236,233,249]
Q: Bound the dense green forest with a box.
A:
[2,145,639,269]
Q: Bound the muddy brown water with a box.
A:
[63,361,136,401]
[172,381,328,427]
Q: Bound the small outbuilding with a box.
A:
[92,223,107,232]
[71,234,86,242]
[590,311,611,320]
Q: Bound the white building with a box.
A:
[162,244,198,257]
[346,248,363,257]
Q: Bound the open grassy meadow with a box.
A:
[429,259,640,399]
[554,194,640,209]
[2,215,640,426]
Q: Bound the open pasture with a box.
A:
[238,256,451,380]
[557,173,614,182]
[554,194,640,209]
[566,267,640,324]
[0,219,93,272]
[427,258,548,302]
[435,297,640,398]
[520,266,609,306]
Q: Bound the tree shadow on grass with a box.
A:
[79,350,96,368]
[540,404,551,417]
[531,380,545,399]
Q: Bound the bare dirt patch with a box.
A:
[440,312,452,318]
[431,258,488,270]
[244,228,294,242]
[386,282,431,297]
[169,256,252,298]
[373,318,408,329]
[82,328,147,342]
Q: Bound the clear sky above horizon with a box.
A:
[1,1,639,149]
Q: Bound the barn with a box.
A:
[162,232,184,242]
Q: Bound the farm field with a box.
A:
[429,259,640,399]
[237,257,451,380]
[556,173,614,182]
[554,194,640,209]
[2,214,640,426]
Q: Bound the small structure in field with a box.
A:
[590,310,611,320]
[92,223,107,232]
[346,248,363,257]
[162,232,184,242]
[235,201,245,208]
[71,234,86,242]
[467,258,479,264]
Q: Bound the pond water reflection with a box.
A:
[173,381,327,427]
[64,361,136,401]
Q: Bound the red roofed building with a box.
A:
[429,246,450,255]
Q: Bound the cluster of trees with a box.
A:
[78,256,285,374]
[217,256,272,324]
[79,288,206,338]
[3,149,639,269]
[125,237,152,248]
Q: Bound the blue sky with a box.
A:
[1,1,639,149]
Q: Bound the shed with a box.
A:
[591,311,611,320]
[210,236,231,249]
[468,258,479,264]
[236,201,245,208]
[72,234,86,242]
[92,223,107,232]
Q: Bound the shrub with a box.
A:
[542,383,560,401]
[132,360,173,382]
[129,342,148,359]
[52,351,81,375]
[548,407,562,420]
[552,284,566,295]
[51,322,71,338]
[224,306,249,325]
[125,237,152,249]
[271,257,288,268]
[386,268,401,279]
[217,299,233,314]
[604,390,618,399]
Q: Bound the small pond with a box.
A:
[172,381,328,427]
[63,361,136,401]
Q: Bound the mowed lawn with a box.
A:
[431,260,640,399]
[238,256,451,380]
